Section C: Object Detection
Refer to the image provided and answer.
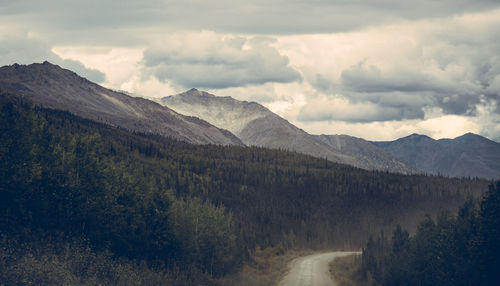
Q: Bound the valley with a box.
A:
[3,0,500,284]
[0,63,498,285]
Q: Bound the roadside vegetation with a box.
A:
[329,254,369,286]
[337,182,500,286]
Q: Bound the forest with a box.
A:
[359,182,500,285]
[0,94,491,285]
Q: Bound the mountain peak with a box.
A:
[0,61,94,92]
[24,61,59,69]
[181,88,216,98]
[456,132,479,139]
[2,61,69,74]
[0,62,244,146]
[375,131,500,179]
[452,132,497,145]
[402,133,435,142]
[160,89,416,174]
[161,89,272,136]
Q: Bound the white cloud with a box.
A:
[291,113,482,141]
[275,9,500,127]
[53,45,180,98]
[141,31,301,89]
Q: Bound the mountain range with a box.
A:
[161,89,500,179]
[161,89,414,173]
[1,62,499,179]
[0,62,242,146]
[373,133,500,179]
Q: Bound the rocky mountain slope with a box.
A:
[314,134,412,173]
[372,133,500,179]
[161,89,415,173]
[6,63,493,178]
[0,62,243,146]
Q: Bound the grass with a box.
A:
[218,246,314,286]
[329,253,374,286]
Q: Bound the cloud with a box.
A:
[487,75,500,98]
[142,31,301,89]
[1,0,499,43]
[339,62,483,116]
[0,31,105,83]
[341,63,442,93]
[277,9,500,126]
[297,95,425,122]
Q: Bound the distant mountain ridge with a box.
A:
[3,62,495,179]
[161,88,416,174]
[372,133,500,179]
[314,134,412,173]
[0,62,243,146]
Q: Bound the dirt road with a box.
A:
[277,251,360,286]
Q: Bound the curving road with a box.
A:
[277,251,360,286]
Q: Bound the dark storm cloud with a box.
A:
[298,103,424,123]
[341,63,444,93]
[0,0,163,28]
[1,0,499,40]
[0,0,166,45]
[0,33,105,83]
[338,62,483,116]
[142,35,301,89]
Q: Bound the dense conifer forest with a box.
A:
[0,94,490,284]
[360,182,500,285]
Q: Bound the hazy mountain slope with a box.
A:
[373,133,500,179]
[162,89,353,163]
[372,134,445,173]
[315,134,415,173]
[437,133,500,179]
[161,89,415,173]
[0,62,243,146]
[161,89,269,136]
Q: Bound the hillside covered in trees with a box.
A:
[0,94,490,285]
[360,182,500,285]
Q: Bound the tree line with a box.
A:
[360,182,500,285]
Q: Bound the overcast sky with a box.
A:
[2,0,500,141]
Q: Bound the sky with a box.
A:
[1,0,500,141]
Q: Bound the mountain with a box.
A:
[0,62,243,146]
[161,88,415,173]
[372,133,500,179]
[372,134,445,174]
[314,134,413,173]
